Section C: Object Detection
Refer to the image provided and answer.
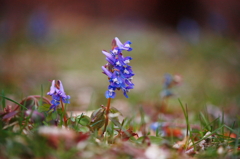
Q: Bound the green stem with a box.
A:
[60,99,68,127]
[101,98,111,137]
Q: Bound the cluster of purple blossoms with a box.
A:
[102,37,134,98]
[47,80,70,111]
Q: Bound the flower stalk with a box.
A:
[101,98,111,137]
[60,99,68,127]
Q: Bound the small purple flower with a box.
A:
[102,37,134,98]
[102,66,112,78]
[114,37,132,52]
[122,66,134,78]
[47,80,70,111]
[105,85,116,98]
[102,50,115,65]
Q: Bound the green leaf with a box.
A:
[70,117,76,122]
[46,113,53,122]
[109,117,121,129]
[38,104,50,112]
[77,126,90,133]
[109,107,123,115]
[90,108,105,122]
[136,136,145,143]
[51,111,58,120]
[109,107,122,128]
[136,136,162,145]
[149,136,162,145]
[78,115,91,126]
[57,108,64,116]
[90,108,106,131]
[45,111,57,122]
[90,119,105,131]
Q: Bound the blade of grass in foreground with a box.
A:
[193,124,238,146]
[0,95,27,110]
[222,109,224,136]
[1,90,6,109]
[39,84,44,107]
[178,99,190,136]
[178,99,195,150]
[199,112,211,131]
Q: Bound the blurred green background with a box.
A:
[0,1,240,117]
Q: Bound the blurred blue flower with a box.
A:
[150,122,162,131]
[160,74,182,99]
[47,80,70,111]
[102,37,134,98]
[160,89,174,98]
[163,73,173,89]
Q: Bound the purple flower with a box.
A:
[47,80,70,111]
[102,50,115,65]
[102,37,134,98]
[114,37,132,52]
[105,85,116,98]
[102,66,112,78]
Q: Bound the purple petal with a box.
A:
[126,85,134,90]
[52,94,60,101]
[3,111,18,120]
[124,41,132,51]
[122,89,129,98]
[105,89,116,98]
[111,48,120,55]
[114,37,132,51]
[51,99,60,106]
[63,95,71,104]
[49,104,58,111]
[123,56,132,65]
[102,66,112,78]
[125,78,134,86]
[47,80,56,96]
[102,50,115,60]
[58,80,65,94]
[114,37,123,48]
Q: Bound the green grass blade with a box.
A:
[1,90,6,109]
[178,99,189,135]
[39,84,44,107]
[193,125,224,146]
[222,109,225,136]
[178,98,187,118]
[193,124,238,146]
[200,112,211,131]
[0,95,27,110]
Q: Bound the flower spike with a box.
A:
[102,37,134,98]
